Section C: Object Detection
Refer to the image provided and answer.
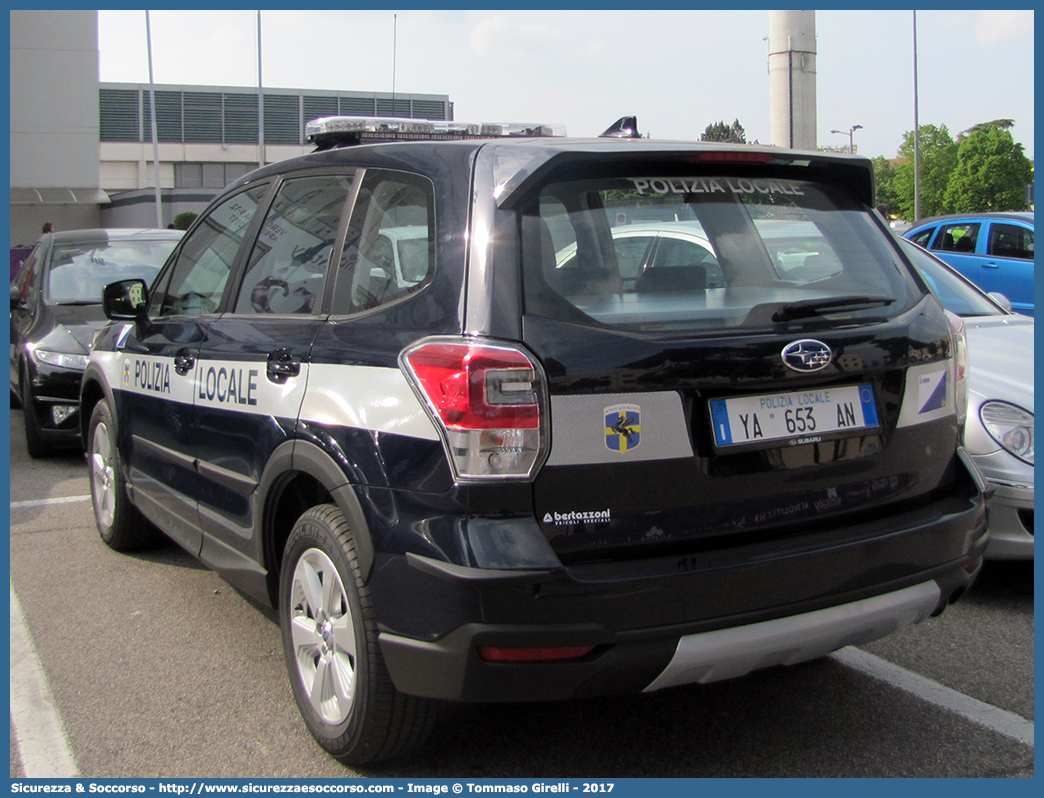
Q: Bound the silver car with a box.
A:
[902,240,1034,559]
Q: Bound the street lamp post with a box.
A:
[830,124,863,153]
[913,10,921,221]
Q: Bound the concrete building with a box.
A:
[10,10,105,246]
[97,82,453,229]
[9,10,453,247]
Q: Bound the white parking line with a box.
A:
[11,494,92,509]
[10,581,81,777]
[832,647,1034,747]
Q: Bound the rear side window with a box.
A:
[332,169,435,315]
[907,227,934,248]
[988,222,1033,260]
[234,173,355,314]
[522,174,917,334]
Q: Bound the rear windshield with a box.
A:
[522,174,920,334]
[48,238,178,304]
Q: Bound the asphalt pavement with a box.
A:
[8,409,1033,778]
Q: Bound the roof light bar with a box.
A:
[306,116,566,150]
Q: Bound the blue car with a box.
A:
[903,212,1034,316]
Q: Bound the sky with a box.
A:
[97,9,1034,161]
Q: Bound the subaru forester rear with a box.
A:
[82,120,986,765]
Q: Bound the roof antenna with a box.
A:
[600,116,641,138]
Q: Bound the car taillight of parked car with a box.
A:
[401,338,548,480]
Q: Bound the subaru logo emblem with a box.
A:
[781,340,833,373]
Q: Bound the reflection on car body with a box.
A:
[902,239,1033,559]
[903,212,1034,316]
[555,221,723,289]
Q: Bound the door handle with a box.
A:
[981,262,1000,269]
[174,348,195,375]
[266,348,301,383]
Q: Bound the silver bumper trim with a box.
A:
[643,581,941,691]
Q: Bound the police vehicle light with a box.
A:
[306,116,566,150]
[493,122,566,137]
[432,121,482,135]
[401,338,548,481]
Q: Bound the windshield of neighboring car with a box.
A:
[901,240,1007,317]
[522,173,920,334]
[47,237,179,304]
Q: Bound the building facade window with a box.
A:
[174,163,258,189]
[99,84,453,147]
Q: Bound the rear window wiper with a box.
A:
[772,295,895,322]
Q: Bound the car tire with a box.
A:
[88,400,155,551]
[20,364,53,459]
[279,504,438,764]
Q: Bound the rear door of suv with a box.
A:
[516,159,962,570]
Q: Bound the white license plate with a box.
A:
[710,384,879,448]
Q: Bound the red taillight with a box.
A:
[405,343,539,430]
[401,338,548,480]
[478,645,595,663]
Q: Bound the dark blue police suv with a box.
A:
[80,116,987,764]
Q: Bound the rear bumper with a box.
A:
[642,580,940,690]
[983,483,1034,560]
[375,467,987,702]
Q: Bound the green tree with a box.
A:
[944,121,1033,212]
[871,156,900,219]
[701,119,747,144]
[959,118,1016,138]
[892,124,958,220]
[172,211,198,230]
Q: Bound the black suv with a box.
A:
[81,116,987,764]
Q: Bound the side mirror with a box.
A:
[103,279,150,320]
[987,292,1013,313]
[10,283,22,309]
